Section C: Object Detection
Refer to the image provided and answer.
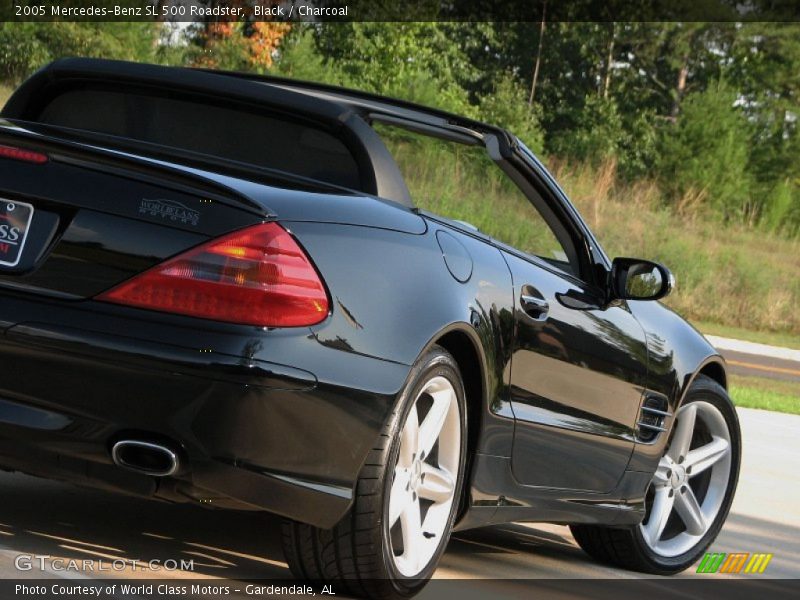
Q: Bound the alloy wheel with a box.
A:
[388,375,461,577]
[640,400,733,557]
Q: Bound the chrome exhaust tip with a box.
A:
[111,440,179,477]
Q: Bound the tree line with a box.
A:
[1,20,799,236]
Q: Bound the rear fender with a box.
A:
[286,219,516,458]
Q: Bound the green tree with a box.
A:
[548,95,624,165]
[311,23,475,115]
[470,22,666,176]
[727,23,800,233]
[477,72,545,153]
[658,81,753,221]
[0,22,161,84]
[271,26,331,82]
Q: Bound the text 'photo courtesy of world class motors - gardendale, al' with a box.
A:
[0,2,798,600]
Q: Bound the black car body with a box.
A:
[0,59,735,591]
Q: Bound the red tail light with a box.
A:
[96,223,329,327]
[0,144,48,164]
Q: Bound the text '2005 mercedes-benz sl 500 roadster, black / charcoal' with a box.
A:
[0,59,740,598]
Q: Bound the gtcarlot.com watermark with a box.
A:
[15,554,195,573]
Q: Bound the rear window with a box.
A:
[37,88,363,190]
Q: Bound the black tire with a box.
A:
[570,374,741,574]
[281,345,467,598]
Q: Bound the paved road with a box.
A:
[706,335,800,383]
[0,407,797,585]
[721,349,800,382]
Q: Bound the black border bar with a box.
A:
[2,0,800,23]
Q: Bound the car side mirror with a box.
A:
[610,257,674,301]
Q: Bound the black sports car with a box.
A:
[0,59,740,597]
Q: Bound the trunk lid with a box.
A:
[0,126,265,299]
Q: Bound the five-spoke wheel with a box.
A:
[388,375,461,576]
[641,400,733,556]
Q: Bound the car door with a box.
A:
[489,150,649,493]
[503,249,649,493]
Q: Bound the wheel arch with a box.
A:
[677,355,729,411]
[697,358,727,391]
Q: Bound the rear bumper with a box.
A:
[0,292,408,528]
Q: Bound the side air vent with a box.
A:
[636,393,672,443]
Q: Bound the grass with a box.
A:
[550,159,800,337]
[731,385,799,414]
[730,374,800,397]
[730,375,800,414]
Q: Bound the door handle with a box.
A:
[520,292,549,321]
